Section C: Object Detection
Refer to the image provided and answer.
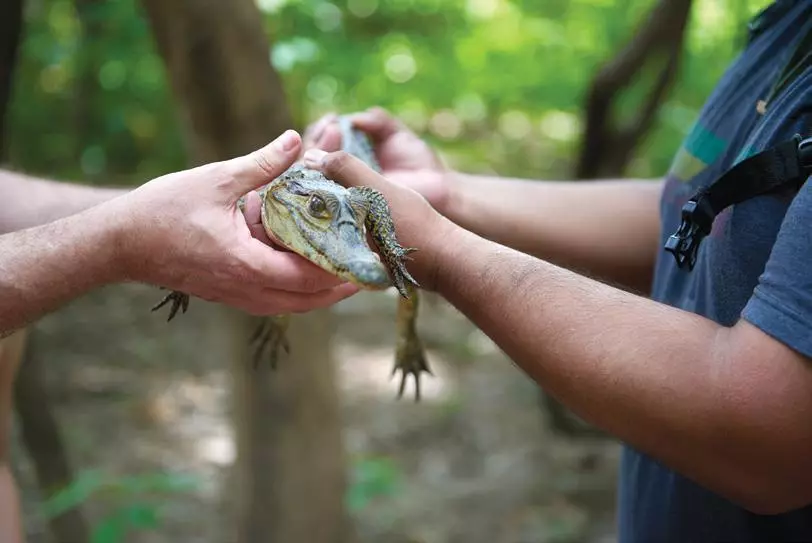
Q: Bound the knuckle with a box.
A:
[299,275,320,293]
[250,149,283,178]
[323,150,352,178]
[368,106,390,119]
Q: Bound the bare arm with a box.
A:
[0,132,358,339]
[433,228,811,515]
[313,148,812,516]
[443,172,663,293]
[312,109,663,293]
[0,331,26,543]
[0,203,123,337]
[0,169,127,234]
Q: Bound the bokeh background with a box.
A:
[1,0,771,541]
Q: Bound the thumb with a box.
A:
[223,130,302,196]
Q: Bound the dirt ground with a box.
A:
[11,283,620,543]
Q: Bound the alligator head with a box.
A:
[261,163,391,291]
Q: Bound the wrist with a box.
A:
[438,169,466,222]
[86,195,139,285]
[415,214,472,292]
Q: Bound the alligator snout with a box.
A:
[347,259,391,290]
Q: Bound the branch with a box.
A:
[575,0,693,179]
[0,0,24,158]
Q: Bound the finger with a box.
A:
[316,124,343,152]
[243,238,348,292]
[303,149,384,190]
[223,130,302,197]
[347,106,405,142]
[246,282,360,315]
[241,190,262,224]
[303,113,337,148]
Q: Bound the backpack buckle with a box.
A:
[798,136,812,171]
[664,192,714,270]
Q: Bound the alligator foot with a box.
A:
[151,289,190,321]
[394,287,431,401]
[393,327,431,402]
[250,315,291,369]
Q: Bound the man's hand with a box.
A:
[303,147,456,292]
[0,129,360,338]
[109,130,358,315]
[304,108,454,213]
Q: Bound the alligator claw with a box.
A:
[393,329,431,402]
[391,248,420,299]
[250,316,291,369]
[151,290,190,321]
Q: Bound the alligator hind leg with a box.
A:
[250,314,291,369]
[350,185,432,400]
[152,289,190,321]
[393,283,432,401]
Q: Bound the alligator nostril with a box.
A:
[347,260,390,289]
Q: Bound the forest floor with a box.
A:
[12,283,620,543]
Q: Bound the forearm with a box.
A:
[0,169,127,234]
[444,173,663,293]
[0,204,123,338]
[434,227,812,513]
[0,465,23,542]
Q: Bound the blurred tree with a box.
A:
[576,0,694,179]
[14,331,91,543]
[543,0,693,439]
[138,0,351,541]
[0,0,24,157]
[1,1,91,541]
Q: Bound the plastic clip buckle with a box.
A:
[664,195,714,271]
[798,136,812,171]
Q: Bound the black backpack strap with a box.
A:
[664,134,812,270]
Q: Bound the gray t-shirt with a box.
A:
[619,1,812,540]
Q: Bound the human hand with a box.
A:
[302,147,459,292]
[110,130,359,315]
[303,107,454,213]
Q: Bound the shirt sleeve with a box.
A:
[742,173,812,357]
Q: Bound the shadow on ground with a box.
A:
[12,283,620,543]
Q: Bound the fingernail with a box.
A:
[303,148,327,169]
[273,130,299,152]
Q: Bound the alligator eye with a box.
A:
[308,195,327,216]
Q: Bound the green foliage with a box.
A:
[346,456,401,511]
[41,469,200,543]
[6,0,772,182]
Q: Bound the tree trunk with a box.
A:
[14,330,91,543]
[575,0,693,179]
[1,2,91,541]
[544,0,693,438]
[0,0,24,158]
[138,1,351,541]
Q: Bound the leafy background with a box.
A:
[8,0,767,184]
[5,0,772,541]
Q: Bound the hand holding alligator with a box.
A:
[302,146,456,293]
[304,107,453,213]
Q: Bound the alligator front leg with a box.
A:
[152,289,190,321]
[250,314,291,369]
[349,185,432,401]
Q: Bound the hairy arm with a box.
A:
[443,172,664,293]
[312,109,663,293]
[434,228,812,515]
[311,148,812,516]
[0,203,122,338]
[0,169,126,234]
